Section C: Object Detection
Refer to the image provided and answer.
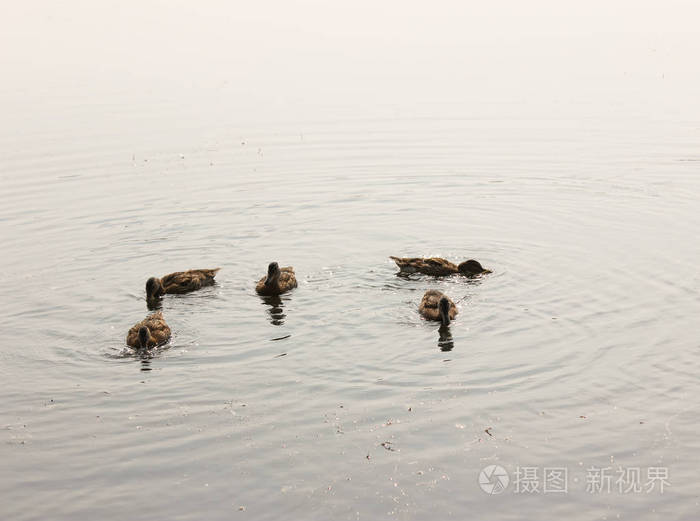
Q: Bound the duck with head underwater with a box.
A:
[255,262,297,296]
[390,256,491,277]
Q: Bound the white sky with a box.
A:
[1,1,698,124]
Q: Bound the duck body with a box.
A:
[126,311,171,349]
[419,290,458,325]
[147,268,220,303]
[390,256,458,276]
[159,268,220,294]
[390,256,491,277]
[256,262,297,296]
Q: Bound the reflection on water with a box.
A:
[261,295,286,325]
[139,356,153,372]
[106,341,171,371]
[438,324,454,352]
[146,298,162,311]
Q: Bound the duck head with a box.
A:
[438,297,452,326]
[138,326,151,349]
[146,277,164,302]
[265,262,280,287]
[458,259,491,276]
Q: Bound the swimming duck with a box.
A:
[255,262,297,296]
[146,268,220,304]
[419,290,458,326]
[126,311,171,349]
[390,256,491,277]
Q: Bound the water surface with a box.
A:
[2,2,700,520]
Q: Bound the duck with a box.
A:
[419,290,458,326]
[126,311,171,349]
[390,256,491,277]
[146,268,220,304]
[255,262,297,296]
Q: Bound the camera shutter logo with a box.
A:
[479,465,510,495]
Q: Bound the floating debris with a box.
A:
[380,441,397,452]
[485,427,493,437]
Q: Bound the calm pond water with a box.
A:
[2,2,700,520]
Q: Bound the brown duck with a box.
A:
[390,256,491,277]
[146,268,220,303]
[255,262,297,296]
[419,290,458,326]
[126,311,172,349]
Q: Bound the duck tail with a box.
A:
[390,256,410,269]
[204,268,221,282]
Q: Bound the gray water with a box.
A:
[2,2,700,520]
